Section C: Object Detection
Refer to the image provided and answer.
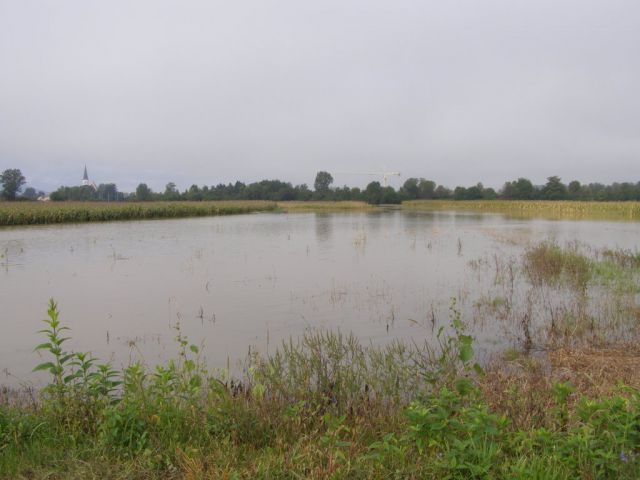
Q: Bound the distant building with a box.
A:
[82,166,97,190]
[82,165,89,186]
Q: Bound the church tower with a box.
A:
[82,165,89,186]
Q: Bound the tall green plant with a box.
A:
[33,299,74,390]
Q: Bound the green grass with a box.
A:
[1,300,639,478]
[403,200,640,221]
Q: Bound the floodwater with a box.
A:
[1,210,639,386]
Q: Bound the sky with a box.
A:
[0,0,639,193]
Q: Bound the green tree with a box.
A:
[164,182,180,200]
[453,186,467,200]
[97,183,118,201]
[434,185,451,199]
[513,178,534,199]
[22,187,38,200]
[294,184,313,201]
[417,179,436,199]
[568,180,582,200]
[542,176,568,200]
[381,186,400,204]
[502,178,534,200]
[482,187,498,200]
[364,181,383,204]
[313,171,333,196]
[464,183,484,200]
[186,184,202,201]
[1,169,26,201]
[135,183,153,201]
[400,178,419,199]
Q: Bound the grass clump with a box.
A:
[523,241,592,291]
[2,300,640,478]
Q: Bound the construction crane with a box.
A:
[333,171,402,187]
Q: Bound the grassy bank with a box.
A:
[0,201,278,226]
[403,200,640,221]
[1,298,639,479]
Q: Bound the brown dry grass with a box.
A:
[480,344,640,430]
[548,345,640,394]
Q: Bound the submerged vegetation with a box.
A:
[2,292,640,478]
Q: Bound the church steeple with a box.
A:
[82,165,89,185]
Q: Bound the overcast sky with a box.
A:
[1,0,639,192]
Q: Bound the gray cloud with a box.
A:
[1,0,639,192]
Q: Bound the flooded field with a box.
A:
[1,210,639,386]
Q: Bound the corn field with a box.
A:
[403,200,640,221]
[0,201,277,226]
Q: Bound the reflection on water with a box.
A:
[1,210,639,386]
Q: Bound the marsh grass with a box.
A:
[403,199,640,221]
[466,240,640,352]
[523,241,592,291]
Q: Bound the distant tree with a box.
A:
[567,180,582,200]
[164,182,180,200]
[97,183,118,201]
[50,185,96,201]
[453,186,467,200]
[398,178,437,200]
[434,185,451,199]
[482,187,498,200]
[464,183,484,200]
[22,187,38,200]
[135,183,153,201]
[502,178,534,200]
[364,181,383,204]
[400,178,419,199]
[294,184,313,201]
[381,186,401,204]
[542,176,568,200]
[186,184,202,201]
[313,171,334,196]
[1,169,26,201]
[418,179,437,199]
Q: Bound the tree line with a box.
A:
[2,168,640,204]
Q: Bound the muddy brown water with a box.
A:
[1,210,638,386]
